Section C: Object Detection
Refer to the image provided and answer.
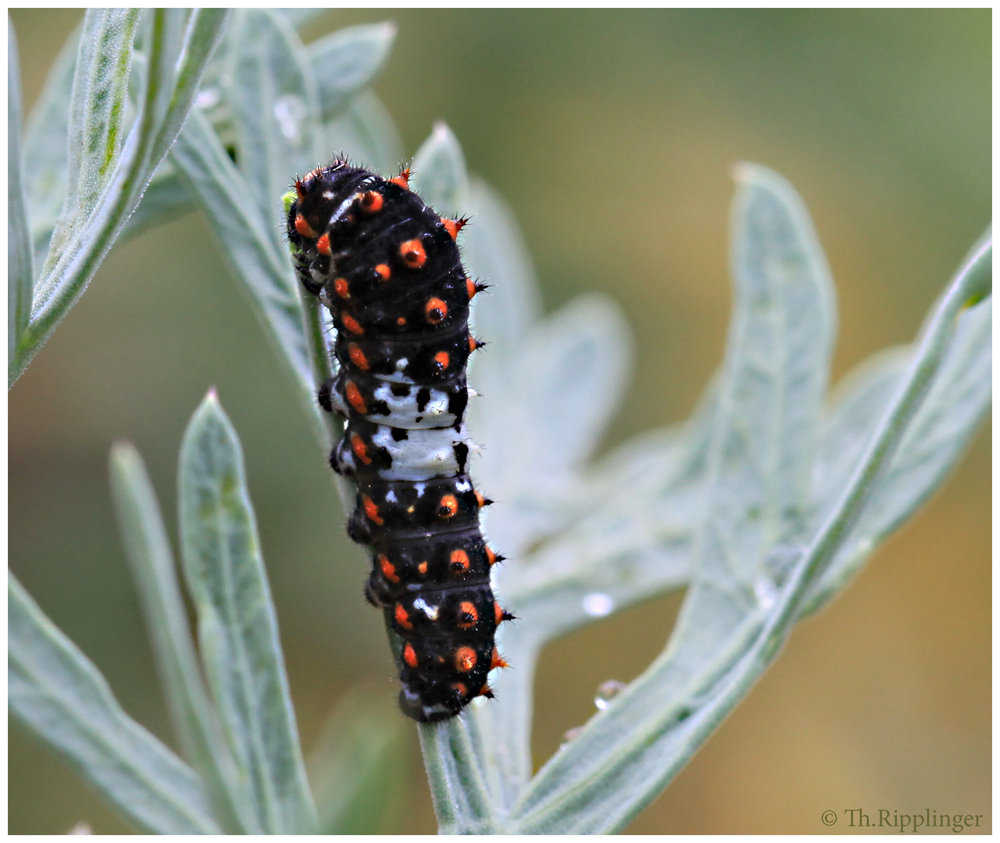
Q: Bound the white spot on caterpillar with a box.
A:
[413,597,439,620]
[385,489,397,503]
[455,478,472,492]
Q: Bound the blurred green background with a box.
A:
[9,9,989,835]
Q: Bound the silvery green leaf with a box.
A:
[307,686,410,834]
[9,20,33,370]
[812,345,912,518]
[803,293,991,614]
[279,8,330,30]
[411,121,470,217]
[150,10,231,165]
[9,572,220,835]
[178,392,317,834]
[502,378,718,639]
[476,294,633,556]
[504,162,837,834]
[41,9,141,277]
[11,9,228,387]
[226,9,320,233]
[463,179,543,349]
[119,171,193,239]
[169,110,321,441]
[109,442,253,834]
[22,17,78,254]
[308,22,397,119]
[324,89,405,175]
[517,293,632,483]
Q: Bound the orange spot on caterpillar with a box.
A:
[424,297,447,324]
[403,642,418,668]
[375,263,391,281]
[359,190,383,214]
[478,684,494,698]
[294,213,317,238]
[396,317,407,326]
[351,434,371,465]
[449,550,470,573]
[456,601,478,629]
[294,180,306,200]
[316,232,331,255]
[441,216,467,240]
[362,495,383,525]
[400,239,427,269]
[490,648,508,670]
[454,646,477,672]
[390,168,410,189]
[342,314,364,335]
[451,681,468,697]
[474,491,492,508]
[378,553,399,583]
[345,381,367,414]
[433,350,450,371]
[417,560,429,575]
[438,494,458,518]
[333,277,350,299]
[466,278,478,300]
[394,603,413,630]
[348,343,369,370]
[468,335,480,353]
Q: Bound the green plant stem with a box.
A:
[419,719,502,834]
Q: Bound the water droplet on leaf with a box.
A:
[194,87,221,110]
[559,725,584,749]
[594,679,626,710]
[582,592,614,617]
[273,94,307,145]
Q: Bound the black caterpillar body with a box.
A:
[286,161,510,722]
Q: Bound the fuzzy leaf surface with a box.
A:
[109,443,252,833]
[178,392,317,834]
[9,572,220,834]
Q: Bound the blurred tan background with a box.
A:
[9,9,989,834]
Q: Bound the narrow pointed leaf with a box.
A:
[507,163,837,832]
[23,18,79,252]
[9,572,220,834]
[178,392,317,834]
[227,9,320,231]
[309,22,397,119]
[9,20,33,369]
[324,89,405,174]
[463,179,544,369]
[12,9,227,387]
[170,111,321,440]
[411,121,470,217]
[151,9,230,165]
[41,8,140,274]
[307,686,410,834]
[109,442,254,833]
[502,294,632,497]
[804,292,991,614]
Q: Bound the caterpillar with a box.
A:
[285,161,512,722]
